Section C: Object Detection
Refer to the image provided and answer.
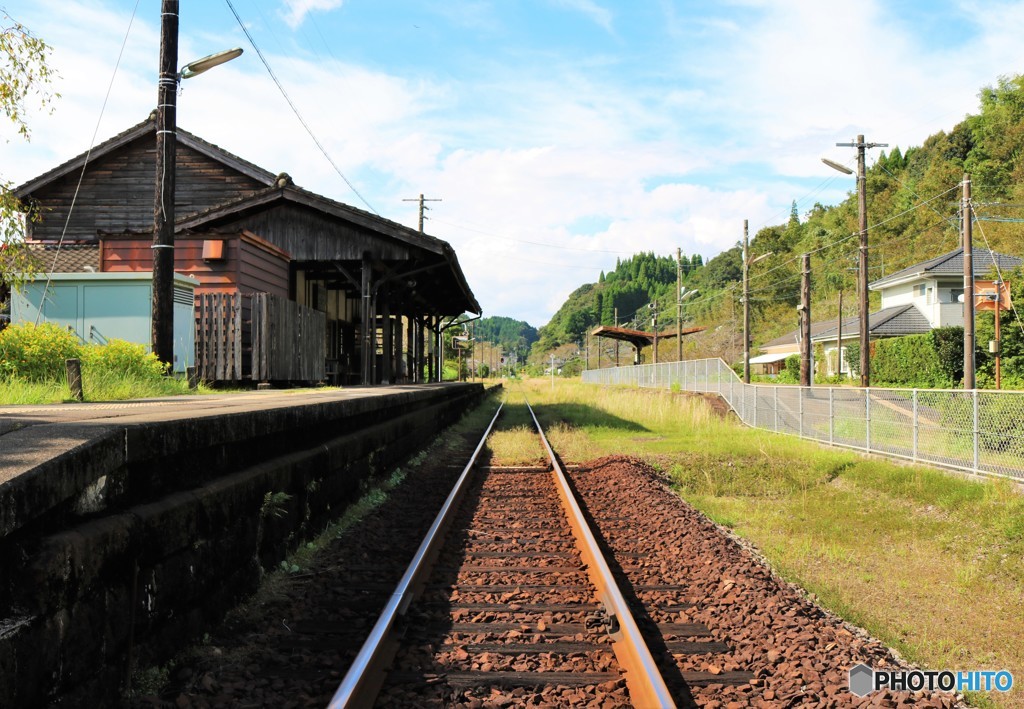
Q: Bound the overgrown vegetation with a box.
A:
[0,322,206,403]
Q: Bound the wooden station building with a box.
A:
[14,115,479,385]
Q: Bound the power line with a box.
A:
[34,0,142,324]
[223,0,377,214]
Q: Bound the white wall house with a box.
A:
[757,247,1021,377]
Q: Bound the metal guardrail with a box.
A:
[582,359,1024,481]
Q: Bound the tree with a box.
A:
[1,9,59,304]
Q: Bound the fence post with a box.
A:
[829,387,834,444]
[774,386,779,432]
[799,386,804,438]
[912,389,919,462]
[973,390,980,472]
[65,358,84,402]
[705,359,709,392]
[753,385,758,428]
[865,388,871,453]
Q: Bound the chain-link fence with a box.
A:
[582,359,1024,480]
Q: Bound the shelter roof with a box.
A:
[176,183,480,314]
[590,324,705,348]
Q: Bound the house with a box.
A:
[756,247,1021,377]
[12,115,480,385]
[750,318,847,375]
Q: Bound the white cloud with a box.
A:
[279,0,344,30]
[551,0,614,33]
[6,0,1024,327]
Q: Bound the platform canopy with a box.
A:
[590,324,705,350]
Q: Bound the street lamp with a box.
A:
[822,135,886,387]
[152,0,243,367]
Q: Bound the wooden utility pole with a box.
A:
[995,284,1002,389]
[963,174,975,389]
[614,307,619,366]
[837,290,843,377]
[800,253,811,387]
[650,303,658,365]
[836,135,886,387]
[152,0,179,367]
[676,247,683,362]
[402,193,442,232]
[742,220,751,383]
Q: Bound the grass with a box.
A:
[0,370,218,405]
[510,377,1024,708]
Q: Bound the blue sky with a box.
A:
[3,0,1023,327]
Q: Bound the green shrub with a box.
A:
[783,354,800,380]
[846,342,860,376]
[82,339,166,381]
[0,322,82,381]
[871,333,951,388]
[929,326,964,384]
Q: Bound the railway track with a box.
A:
[330,399,746,707]
[134,390,963,708]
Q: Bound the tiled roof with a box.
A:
[870,248,1022,289]
[760,317,845,348]
[812,304,931,340]
[24,243,100,273]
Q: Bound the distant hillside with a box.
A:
[534,252,704,353]
[473,316,538,352]
[533,73,1024,364]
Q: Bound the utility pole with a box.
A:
[837,290,843,377]
[649,302,659,365]
[835,135,887,387]
[402,193,442,233]
[800,253,811,387]
[152,0,179,367]
[742,220,751,383]
[614,307,619,366]
[962,173,975,390]
[676,248,683,362]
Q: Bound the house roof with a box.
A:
[13,115,277,198]
[869,247,1022,290]
[760,317,845,349]
[749,352,791,364]
[812,304,932,341]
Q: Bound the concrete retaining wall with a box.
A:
[0,384,485,707]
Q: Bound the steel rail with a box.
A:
[328,401,504,709]
[526,399,677,709]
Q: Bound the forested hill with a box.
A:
[535,252,704,352]
[472,316,538,352]
[533,73,1024,360]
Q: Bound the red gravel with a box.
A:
[568,455,963,708]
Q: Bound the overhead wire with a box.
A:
[223,0,378,214]
[33,0,142,325]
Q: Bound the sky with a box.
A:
[3,0,1023,328]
